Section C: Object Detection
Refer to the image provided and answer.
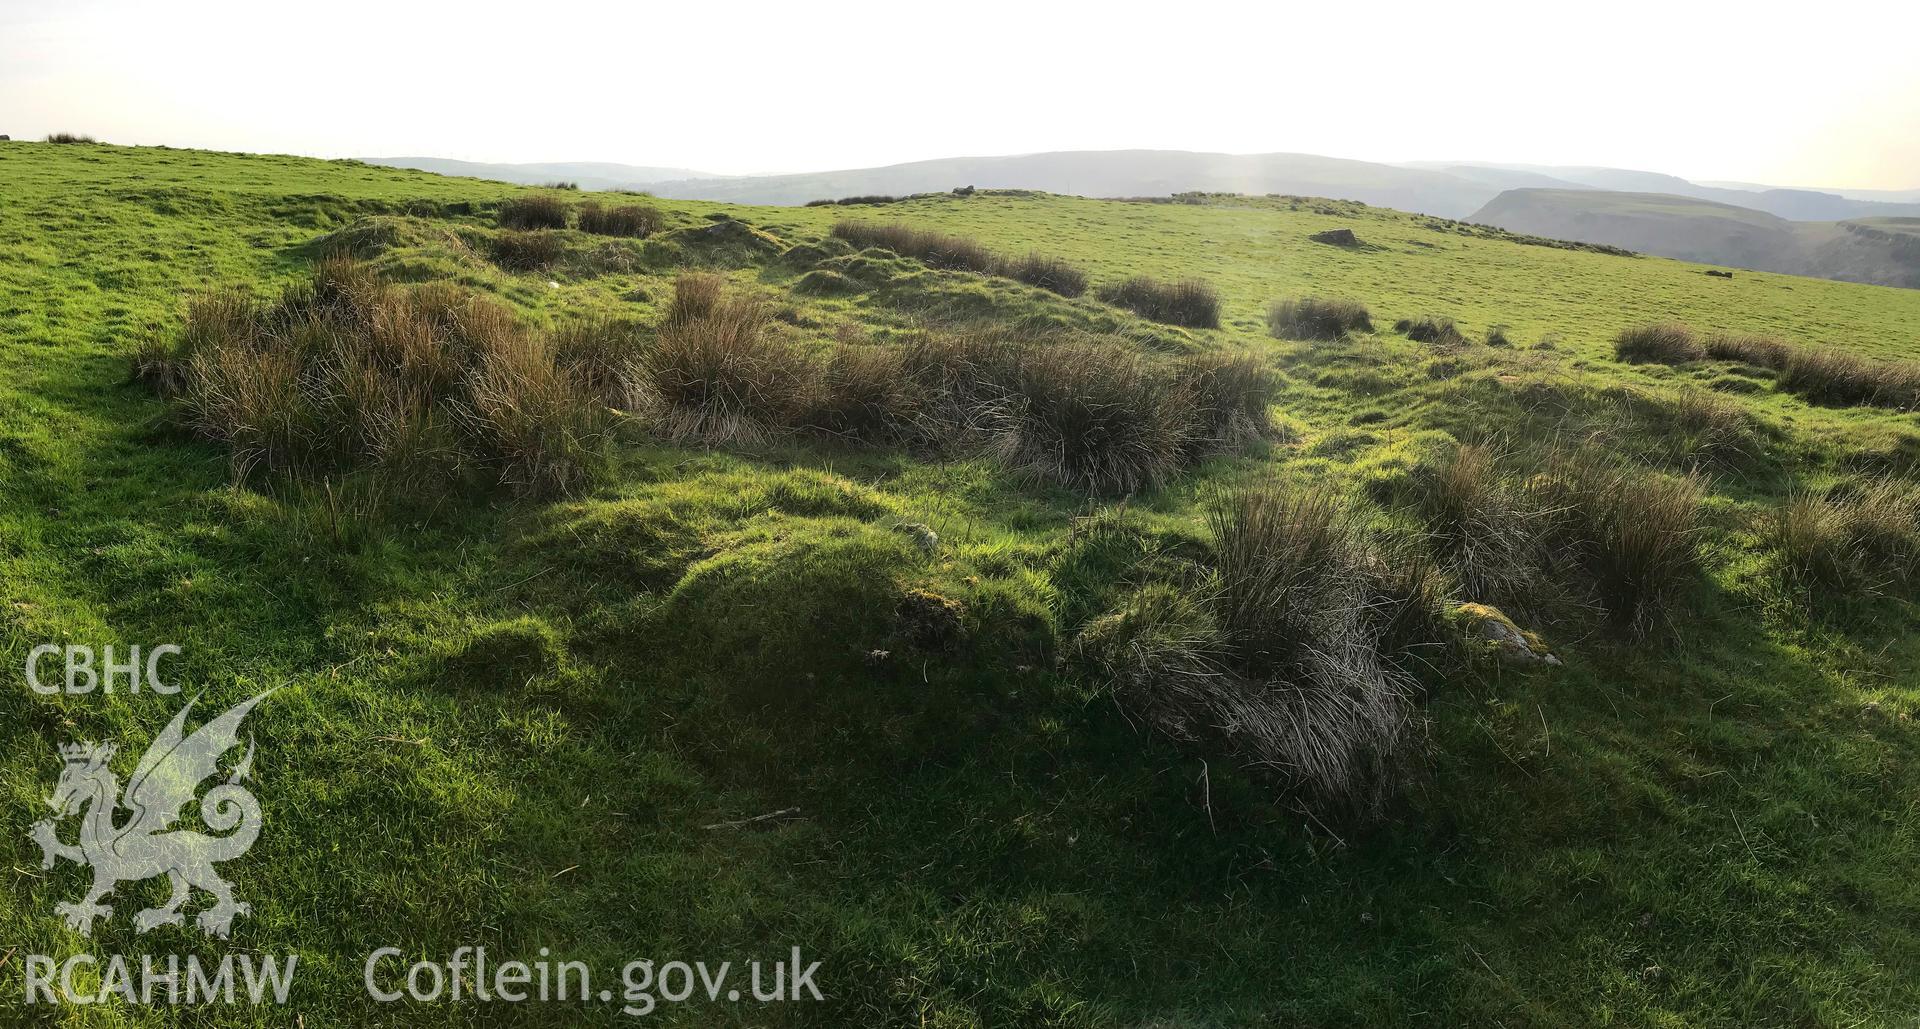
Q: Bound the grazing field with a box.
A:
[4,141,1920,1026]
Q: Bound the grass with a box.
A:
[1622,320,1920,410]
[140,256,609,495]
[1267,295,1373,340]
[1705,331,1792,367]
[1779,347,1920,410]
[1399,442,1544,606]
[1615,321,1704,363]
[636,275,1258,492]
[1098,275,1221,328]
[577,200,661,237]
[646,273,811,444]
[986,340,1196,494]
[830,220,1088,297]
[4,142,1920,1026]
[492,229,565,271]
[1397,443,1706,635]
[550,315,649,405]
[497,193,571,230]
[1001,251,1089,297]
[1551,461,1706,636]
[1769,483,1920,596]
[1075,484,1425,817]
[1394,314,1470,347]
[1177,350,1280,448]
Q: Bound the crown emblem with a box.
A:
[59,742,112,765]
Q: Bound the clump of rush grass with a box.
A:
[1098,275,1221,329]
[499,193,571,228]
[1701,331,1920,410]
[1397,444,1706,636]
[829,221,1089,298]
[644,273,815,445]
[663,270,724,325]
[1843,481,1920,586]
[1267,296,1372,341]
[831,221,999,274]
[897,332,1251,494]
[1074,483,1442,817]
[1704,332,1792,368]
[1610,385,1766,468]
[1394,316,1469,348]
[804,195,904,207]
[492,230,565,272]
[802,346,921,444]
[497,194,571,230]
[449,269,1279,494]
[1769,492,1865,596]
[1176,350,1280,449]
[1767,482,1920,597]
[1613,322,1703,364]
[1778,348,1920,411]
[462,336,609,496]
[993,342,1198,495]
[45,132,98,144]
[1002,252,1089,297]
[1401,442,1547,607]
[551,317,651,406]
[577,201,662,238]
[139,257,608,496]
[1537,455,1706,636]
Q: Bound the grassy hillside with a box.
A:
[1470,189,1920,289]
[5,141,1920,1026]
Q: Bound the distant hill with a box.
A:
[639,150,1501,217]
[1450,164,1920,221]
[1699,180,1920,204]
[362,157,719,191]
[365,150,1920,229]
[1470,189,1920,288]
[1426,165,1597,192]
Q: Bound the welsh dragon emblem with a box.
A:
[29,691,274,938]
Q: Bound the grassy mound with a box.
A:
[832,220,1090,297]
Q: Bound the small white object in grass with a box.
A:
[548,280,560,289]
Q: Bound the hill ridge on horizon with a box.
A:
[366,148,1920,220]
[1469,187,1920,290]
[365,148,1920,289]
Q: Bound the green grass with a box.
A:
[4,141,1920,1026]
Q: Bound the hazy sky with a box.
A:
[4,0,1917,188]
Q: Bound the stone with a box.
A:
[893,522,939,556]
[1453,602,1561,667]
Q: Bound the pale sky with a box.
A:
[4,0,1916,189]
